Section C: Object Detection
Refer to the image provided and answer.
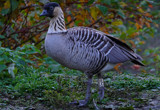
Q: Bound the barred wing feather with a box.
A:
[67,27,144,66]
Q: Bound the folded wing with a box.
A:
[67,27,144,66]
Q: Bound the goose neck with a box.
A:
[47,14,66,34]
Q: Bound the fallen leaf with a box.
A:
[131,65,140,70]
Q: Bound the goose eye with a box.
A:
[50,6,53,10]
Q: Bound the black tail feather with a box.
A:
[131,60,144,66]
[131,53,145,66]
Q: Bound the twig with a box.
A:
[89,17,102,27]
[66,18,76,25]
[13,28,47,49]
[9,20,49,36]
[35,38,45,46]
[66,1,89,5]
[20,4,40,10]
[11,20,49,49]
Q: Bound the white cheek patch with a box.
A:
[98,78,104,87]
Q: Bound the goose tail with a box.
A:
[131,54,144,66]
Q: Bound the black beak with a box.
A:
[40,10,48,16]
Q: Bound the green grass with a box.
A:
[0,45,160,109]
[0,69,160,109]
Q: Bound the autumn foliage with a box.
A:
[0,0,160,72]
[0,0,158,48]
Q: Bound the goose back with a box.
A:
[67,27,143,64]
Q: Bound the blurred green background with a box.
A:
[0,0,160,109]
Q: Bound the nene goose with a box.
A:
[40,2,144,106]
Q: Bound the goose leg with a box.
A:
[98,74,105,100]
[70,75,93,107]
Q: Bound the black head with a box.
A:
[40,2,60,17]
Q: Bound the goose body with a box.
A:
[40,2,144,106]
[45,27,143,74]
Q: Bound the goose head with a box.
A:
[40,2,62,18]
[40,2,66,33]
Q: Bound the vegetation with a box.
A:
[0,0,160,109]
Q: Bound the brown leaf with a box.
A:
[131,65,140,70]
[148,4,153,8]
[35,34,41,42]
[67,16,74,27]
[114,63,122,74]
[35,13,40,21]
[17,16,23,22]
[144,13,152,18]
[135,23,142,30]
[145,22,150,27]
[67,15,71,22]
[80,0,88,2]
[129,40,136,48]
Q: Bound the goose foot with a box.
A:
[98,86,105,100]
[69,100,88,107]
[70,75,92,107]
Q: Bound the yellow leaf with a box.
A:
[90,7,98,20]
[139,41,145,45]
[38,63,43,66]
[141,69,147,73]
[4,0,10,9]
[112,19,123,26]
[107,13,114,19]
[138,8,144,13]
[120,2,127,7]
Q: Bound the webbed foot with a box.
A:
[69,100,88,107]
[98,87,105,100]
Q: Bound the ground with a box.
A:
[0,69,160,110]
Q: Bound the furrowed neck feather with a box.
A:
[47,10,66,34]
